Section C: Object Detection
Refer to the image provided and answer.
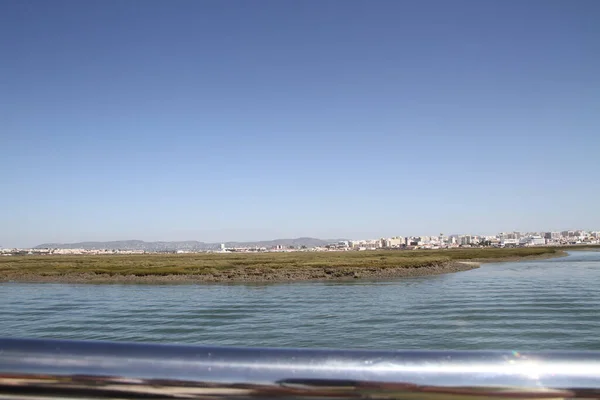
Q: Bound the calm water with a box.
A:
[1,251,599,350]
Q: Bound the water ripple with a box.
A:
[1,251,600,350]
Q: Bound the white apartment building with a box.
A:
[520,236,545,246]
[383,237,404,248]
[501,238,519,246]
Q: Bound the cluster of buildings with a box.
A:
[0,248,146,256]
[212,230,600,253]
[1,230,598,256]
[339,230,599,251]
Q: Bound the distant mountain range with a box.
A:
[34,237,345,251]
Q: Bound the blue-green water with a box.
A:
[1,251,599,350]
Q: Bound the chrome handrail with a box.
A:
[1,338,599,399]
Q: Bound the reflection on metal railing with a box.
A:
[0,338,599,400]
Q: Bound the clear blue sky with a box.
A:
[1,0,599,247]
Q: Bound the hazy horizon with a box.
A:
[2,0,599,248]
[6,226,598,249]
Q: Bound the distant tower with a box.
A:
[220,243,226,251]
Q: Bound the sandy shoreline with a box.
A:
[0,250,570,285]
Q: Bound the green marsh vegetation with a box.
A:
[0,247,566,279]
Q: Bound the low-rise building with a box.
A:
[501,238,519,247]
[520,236,546,246]
[384,237,404,248]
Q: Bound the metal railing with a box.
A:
[1,338,599,399]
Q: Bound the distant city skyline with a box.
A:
[4,221,600,248]
[1,228,598,255]
[1,227,598,250]
[1,0,599,249]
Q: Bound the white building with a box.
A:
[384,237,404,248]
[459,235,473,245]
[501,238,519,247]
[406,237,421,246]
[351,240,379,250]
[520,236,545,246]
